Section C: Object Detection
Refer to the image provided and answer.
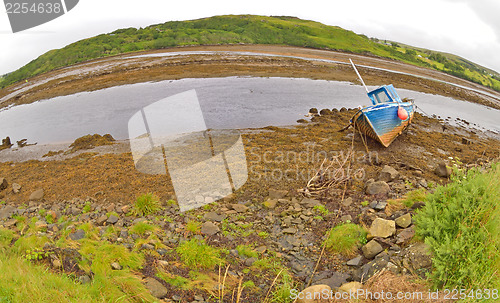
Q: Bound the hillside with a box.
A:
[1,15,499,91]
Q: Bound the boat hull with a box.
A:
[351,101,414,147]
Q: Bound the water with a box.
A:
[0,77,498,145]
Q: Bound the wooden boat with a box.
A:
[349,60,415,147]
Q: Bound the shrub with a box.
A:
[324,223,367,256]
[132,193,161,216]
[415,164,500,289]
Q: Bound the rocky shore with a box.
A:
[1,106,498,302]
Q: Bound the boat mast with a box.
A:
[349,59,369,93]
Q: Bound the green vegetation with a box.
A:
[415,164,500,290]
[324,223,367,256]
[176,238,224,269]
[402,188,427,207]
[313,204,329,216]
[129,221,157,235]
[131,193,161,216]
[1,15,498,92]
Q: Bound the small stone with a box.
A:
[51,258,62,268]
[111,262,122,270]
[158,260,169,268]
[69,229,86,241]
[369,218,396,238]
[377,165,400,182]
[245,257,256,266]
[203,212,225,222]
[3,218,17,228]
[342,197,353,207]
[369,201,387,211]
[296,284,331,303]
[0,178,7,191]
[79,275,91,284]
[434,162,452,178]
[141,243,155,250]
[338,282,363,293]
[365,181,390,195]
[268,189,288,199]
[396,226,415,244]
[263,199,278,209]
[282,227,297,234]
[231,204,248,213]
[29,189,44,201]
[340,215,352,223]
[0,205,16,219]
[395,213,412,228]
[201,221,220,236]
[362,240,383,259]
[12,183,21,194]
[144,277,168,298]
[96,214,108,226]
[347,255,363,267]
[107,215,119,224]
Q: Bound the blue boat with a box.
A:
[349,60,415,147]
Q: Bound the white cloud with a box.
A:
[0,0,499,75]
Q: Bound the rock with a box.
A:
[353,257,389,282]
[111,262,122,270]
[338,282,363,293]
[144,277,168,299]
[3,218,17,228]
[200,221,220,236]
[29,189,44,201]
[203,212,225,222]
[158,260,169,268]
[0,178,7,191]
[96,214,108,226]
[51,258,62,268]
[231,204,248,213]
[79,275,91,284]
[461,137,472,145]
[396,226,415,244]
[365,181,390,195]
[362,240,383,259]
[369,218,396,238]
[369,201,387,211]
[395,213,412,228]
[268,189,288,199]
[107,215,119,224]
[141,243,155,250]
[12,183,21,194]
[346,255,363,267]
[0,205,16,219]
[319,108,332,116]
[296,284,331,303]
[245,257,256,266]
[282,227,297,234]
[309,108,318,114]
[297,119,308,124]
[434,162,452,178]
[341,197,353,207]
[69,229,86,241]
[402,243,432,278]
[377,165,400,182]
[263,199,278,209]
[340,215,352,223]
[314,272,350,289]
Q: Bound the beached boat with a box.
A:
[349,60,415,147]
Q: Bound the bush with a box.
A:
[415,164,500,289]
[132,193,161,216]
[324,223,367,256]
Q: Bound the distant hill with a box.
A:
[1,15,499,91]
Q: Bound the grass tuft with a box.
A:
[324,223,367,256]
[176,238,224,269]
[131,193,161,216]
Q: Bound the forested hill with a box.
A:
[1,15,499,91]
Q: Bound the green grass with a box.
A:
[415,163,500,290]
[236,244,258,259]
[185,220,201,234]
[131,193,161,216]
[176,238,224,269]
[402,188,427,207]
[1,15,498,92]
[324,223,367,256]
[129,221,157,235]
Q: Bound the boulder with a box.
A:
[362,240,383,259]
[0,205,16,220]
[369,218,396,238]
[434,162,452,178]
[268,189,288,199]
[377,165,400,182]
[296,284,331,303]
[365,181,390,195]
[29,189,44,201]
[231,203,248,213]
[396,226,415,244]
[203,212,225,222]
[395,213,412,228]
[313,272,350,289]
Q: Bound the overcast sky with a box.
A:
[1,0,499,76]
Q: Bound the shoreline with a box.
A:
[1,45,499,110]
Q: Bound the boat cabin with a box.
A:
[367,84,402,105]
